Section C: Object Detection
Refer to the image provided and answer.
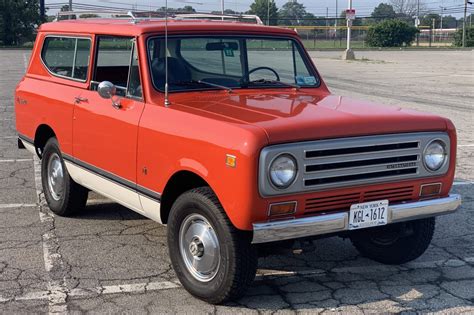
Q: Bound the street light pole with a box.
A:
[221,0,224,19]
[342,0,355,60]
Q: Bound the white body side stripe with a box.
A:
[64,161,162,223]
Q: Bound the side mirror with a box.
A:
[97,81,121,109]
[97,81,116,99]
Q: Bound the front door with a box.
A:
[72,36,145,212]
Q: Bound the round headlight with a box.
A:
[424,140,447,171]
[269,154,297,188]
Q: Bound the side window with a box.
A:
[93,36,141,99]
[41,36,91,80]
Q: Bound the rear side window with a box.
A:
[41,36,91,81]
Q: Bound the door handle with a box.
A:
[74,96,88,104]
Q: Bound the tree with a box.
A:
[157,6,196,13]
[211,9,241,15]
[279,0,308,26]
[0,0,41,46]
[420,13,440,28]
[389,0,424,17]
[371,3,397,22]
[247,0,278,25]
[441,15,457,29]
[454,26,473,47]
[366,19,419,47]
[79,14,100,19]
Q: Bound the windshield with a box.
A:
[147,36,319,92]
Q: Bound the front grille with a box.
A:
[304,186,414,214]
[304,139,420,189]
[259,132,450,197]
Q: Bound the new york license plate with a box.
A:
[349,200,389,230]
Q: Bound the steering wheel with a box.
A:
[248,66,280,81]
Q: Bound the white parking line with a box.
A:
[1,255,473,304]
[33,155,69,314]
[452,181,474,186]
[458,144,474,147]
[0,280,180,303]
[0,158,33,163]
[23,54,28,72]
[0,203,37,209]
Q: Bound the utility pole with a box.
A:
[69,0,72,11]
[334,0,338,38]
[462,0,468,48]
[39,0,45,21]
[440,7,444,30]
[267,0,270,25]
[342,0,355,60]
[416,0,420,46]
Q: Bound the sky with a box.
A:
[48,0,470,18]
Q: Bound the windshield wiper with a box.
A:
[196,80,233,93]
[174,80,232,92]
[248,79,300,90]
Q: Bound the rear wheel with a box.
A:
[350,217,435,264]
[41,137,88,216]
[167,187,257,304]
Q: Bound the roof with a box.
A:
[38,19,297,37]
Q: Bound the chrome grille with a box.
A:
[303,141,420,188]
[259,132,450,197]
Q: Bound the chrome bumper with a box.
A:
[252,194,462,244]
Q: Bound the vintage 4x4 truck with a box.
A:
[15,18,461,303]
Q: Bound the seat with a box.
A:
[151,57,192,88]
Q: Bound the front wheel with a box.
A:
[167,187,257,304]
[350,217,435,265]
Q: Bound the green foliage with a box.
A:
[247,0,278,25]
[454,26,474,47]
[366,19,419,47]
[0,0,41,46]
[420,13,440,28]
[278,0,308,26]
[79,14,100,19]
[371,3,397,22]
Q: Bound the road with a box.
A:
[0,49,473,313]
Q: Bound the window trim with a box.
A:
[92,35,143,101]
[40,34,92,83]
[146,34,321,94]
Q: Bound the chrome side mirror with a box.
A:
[97,81,116,99]
[97,81,121,109]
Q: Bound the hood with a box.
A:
[170,90,448,144]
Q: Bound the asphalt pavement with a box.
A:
[0,49,473,314]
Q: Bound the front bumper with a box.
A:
[252,194,462,244]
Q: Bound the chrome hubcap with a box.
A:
[47,153,64,201]
[179,214,220,282]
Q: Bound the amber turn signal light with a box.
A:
[420,183,442,197]
[268,202,297,217]
[225,154,236,168]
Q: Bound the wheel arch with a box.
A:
[160,170,210,224]
[34,124,56,157]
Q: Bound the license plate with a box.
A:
[349,200,389,230]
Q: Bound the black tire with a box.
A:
[41,137,88,216]
[167,187,257,304]
[350,217,435,265]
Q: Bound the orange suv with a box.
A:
[15,17,461,304]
